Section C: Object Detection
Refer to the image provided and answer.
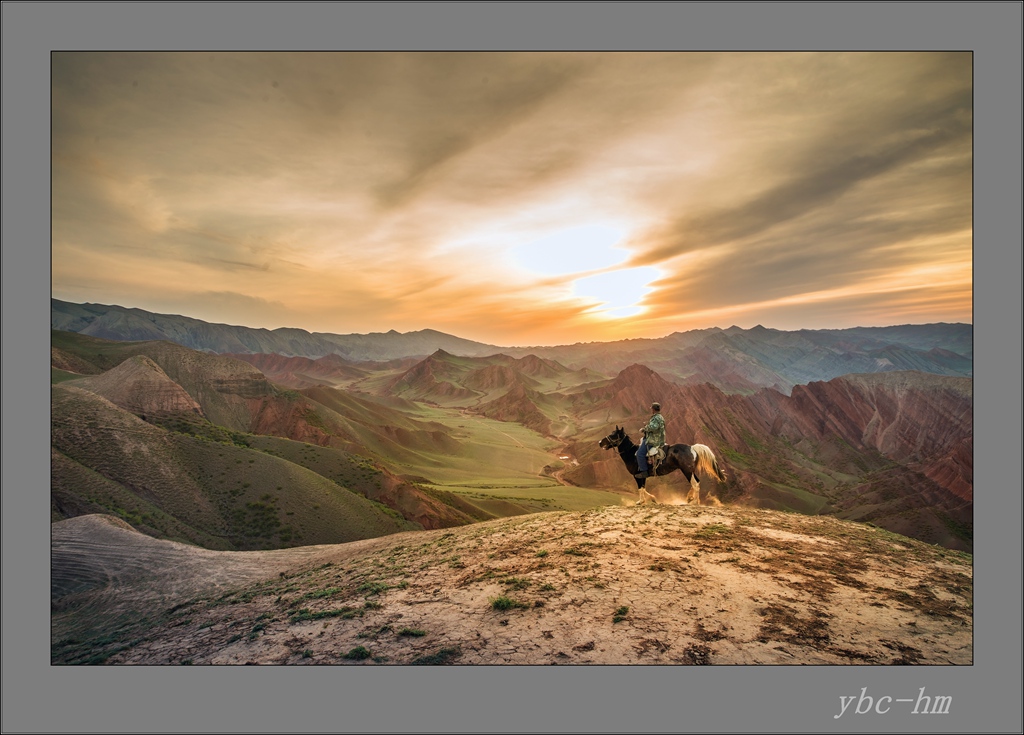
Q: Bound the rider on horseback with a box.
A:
[635,402,665,479]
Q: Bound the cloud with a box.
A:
[51,52,973,346]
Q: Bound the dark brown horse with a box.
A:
[599,426,727,505]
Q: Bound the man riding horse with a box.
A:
[635,402,665,479]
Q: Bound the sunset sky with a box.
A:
[51,51,973,347]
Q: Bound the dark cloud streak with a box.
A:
[639,119,970,265]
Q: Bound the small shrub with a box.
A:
[613,606,629,623]
[398,628,427,637]
[342,646,371,661]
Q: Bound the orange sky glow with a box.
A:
[51,52,972,347]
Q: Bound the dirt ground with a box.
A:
[51,503,973,666]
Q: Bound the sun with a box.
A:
[510,223,630,277]
[573,266,662,318]
[507,222,662,318]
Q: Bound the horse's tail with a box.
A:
[692,444,727,482]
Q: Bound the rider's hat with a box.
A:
[651,402,661,411]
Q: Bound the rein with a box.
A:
[606,432,637,457]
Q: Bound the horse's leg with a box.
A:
[690,473,701,506]
[681,471,698,505]
[635,478,646,505]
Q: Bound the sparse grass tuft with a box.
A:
[358,581,390,596]
[491,595,530,611]
[613,606,629,623]
[695,523,731,539]
[289,607,362,623]
[502,576,531,590]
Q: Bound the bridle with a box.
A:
[601,431,626,449]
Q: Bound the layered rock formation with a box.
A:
[71,355,204,420]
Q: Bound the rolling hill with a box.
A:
[51,325,973,551]
[51,383,417,550]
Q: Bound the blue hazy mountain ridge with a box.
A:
[51,299,972,392]
[50,299,499,361]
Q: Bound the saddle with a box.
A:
[647,445,667,473]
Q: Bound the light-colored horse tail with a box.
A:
[692,444,727,482]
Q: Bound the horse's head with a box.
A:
[599,426,627,450]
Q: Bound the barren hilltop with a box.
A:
[52,503,972,666]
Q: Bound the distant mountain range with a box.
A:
[51,299,497,362]
[52,299,972,394]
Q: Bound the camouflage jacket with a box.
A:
[642,412,666,447]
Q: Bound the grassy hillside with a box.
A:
[51,385,417,549]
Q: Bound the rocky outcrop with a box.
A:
[769,372,973,502]
[69,355,204,420]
